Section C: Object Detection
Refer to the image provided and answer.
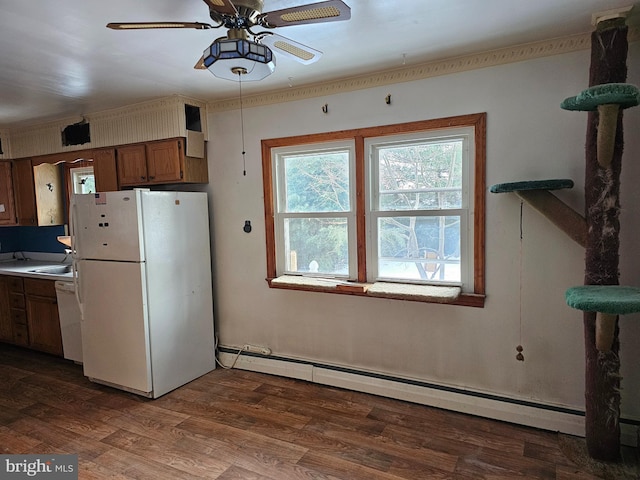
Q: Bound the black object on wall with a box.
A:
[61,121,91,146]
[185,104,202,132]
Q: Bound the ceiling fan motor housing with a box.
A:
[209,0,264,28]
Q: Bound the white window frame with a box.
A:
[366,127,475,291]
[272,140,357,278]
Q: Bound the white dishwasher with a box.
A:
[55,280,83,363]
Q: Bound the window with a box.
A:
[69,166,96,194]
[367,128,474,289]
[262,114,486,306]
[272,141,356,278]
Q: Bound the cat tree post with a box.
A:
[490,10,637,463]
[581,15,628,462]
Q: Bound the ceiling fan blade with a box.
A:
[259,0,351,28]
[202,0,238,16]
[260,34,323,65]
[107,22,213,30]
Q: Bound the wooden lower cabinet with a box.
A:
[25,278,62,356]
[9,277,29,347]
[0,277,12,342]
[0,275,63,357]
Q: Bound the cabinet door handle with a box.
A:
[149,176,155,180]
[141,176,146,180]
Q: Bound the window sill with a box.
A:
[267,276,485,307]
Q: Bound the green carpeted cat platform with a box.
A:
[565,285,640,351]
[490,179,574,193]
[561,83,640,167]
[490,179,586,247]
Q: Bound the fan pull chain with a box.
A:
[238,70,247,176]
[516,200,525,362]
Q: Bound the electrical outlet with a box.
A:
[243,344,272,355]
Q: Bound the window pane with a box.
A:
[76,174,96,194]
[284,217,349,275]
[377,215,461,282]
[377,139,463,211]
[284,151,350,213]
[71,167,96,195]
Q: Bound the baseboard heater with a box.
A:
[218,346,639,447]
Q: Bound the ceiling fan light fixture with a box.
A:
[203,38,275,81]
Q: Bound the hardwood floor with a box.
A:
[0,343,628,479]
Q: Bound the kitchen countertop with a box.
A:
[0,259,74,281]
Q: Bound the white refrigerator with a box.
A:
[72,189,215,398]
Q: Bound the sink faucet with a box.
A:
[14,251,28,261]
[62,248,73,263]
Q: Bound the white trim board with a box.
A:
[217,350,639,447]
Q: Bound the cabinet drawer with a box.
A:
[8,277,24,292]
[12,323,29,346]
[10,292,25,309]
[11,308,27,325]
[24,278,56,297]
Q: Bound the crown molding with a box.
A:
[208,26,640,112]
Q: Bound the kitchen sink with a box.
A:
[29,265,73,275]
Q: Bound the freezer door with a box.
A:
[79,259,152,394]
[73,191,145,262]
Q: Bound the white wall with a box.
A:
[206,43,640,432]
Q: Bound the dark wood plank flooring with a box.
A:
[0,343,626,479]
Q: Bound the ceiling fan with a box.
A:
[107,0,351,81]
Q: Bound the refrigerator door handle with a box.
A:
[70,198,84,316]
[73,259,83,317]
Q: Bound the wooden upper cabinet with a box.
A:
[116,144,148,186]
[117,138,208,187]
[1,140,205,225]
[0,162,17,225]
[32,162,64,225]
[146,138,183,184]
[12,158,37,226]
[92,148,119,192]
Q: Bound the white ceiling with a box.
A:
[0,0,637,128]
